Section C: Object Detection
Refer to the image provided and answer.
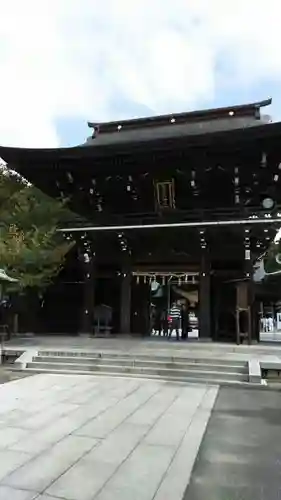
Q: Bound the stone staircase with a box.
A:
[23,350,249,385]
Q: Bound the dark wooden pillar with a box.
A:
[236,235,253,344]
[245,235,253,345]
[120,259,131,334]
[80,251,95,335]
[236,281,252,345]
[199,250,211,339]
[252,298,260,343]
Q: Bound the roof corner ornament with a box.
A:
[93,125,100,139]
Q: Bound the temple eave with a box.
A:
[1,118,281,168]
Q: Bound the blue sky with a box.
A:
[0,0,281,148]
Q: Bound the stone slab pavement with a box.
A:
[0,373,218,500]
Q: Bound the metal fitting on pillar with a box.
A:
[244,228,251,260]
[199,229,207,249]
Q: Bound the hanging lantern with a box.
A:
[185,274,188,283]
[261,152,267,168]
[144,275,147,284]
[66,172,73,183]
[83,253,90,263]
[136,275,140,284]
[162,276,166,285]
[178,277,182,286]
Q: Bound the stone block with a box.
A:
[0,450,31,482]
[248,360,261,384]
[127,386,181,426]
[0,427,29,449]
[0,486,37,500]
[3,435,98,492]
[14,350,38,370]
[260,360,281,371]
[144,386,205,447]
[36,496,66,500]
[10,415,82,455]
[18,402,79,430]
[45,458,116,500]
[94,443,174,500]
[85,422,149,465]
[76,384,159,439]
[154,396,216,500]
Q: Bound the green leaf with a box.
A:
[0,168,76,291]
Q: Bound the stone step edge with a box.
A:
[36,351,247,366]
[27,361,247,380]
[33,356,247,372]
[22,366,258,387]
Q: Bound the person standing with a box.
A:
[181,302,189,340]
[168,301,181,341]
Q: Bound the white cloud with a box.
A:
[0,0,281,147]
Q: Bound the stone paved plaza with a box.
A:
[0,374,217,500]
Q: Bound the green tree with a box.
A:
[0,165,74,290]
